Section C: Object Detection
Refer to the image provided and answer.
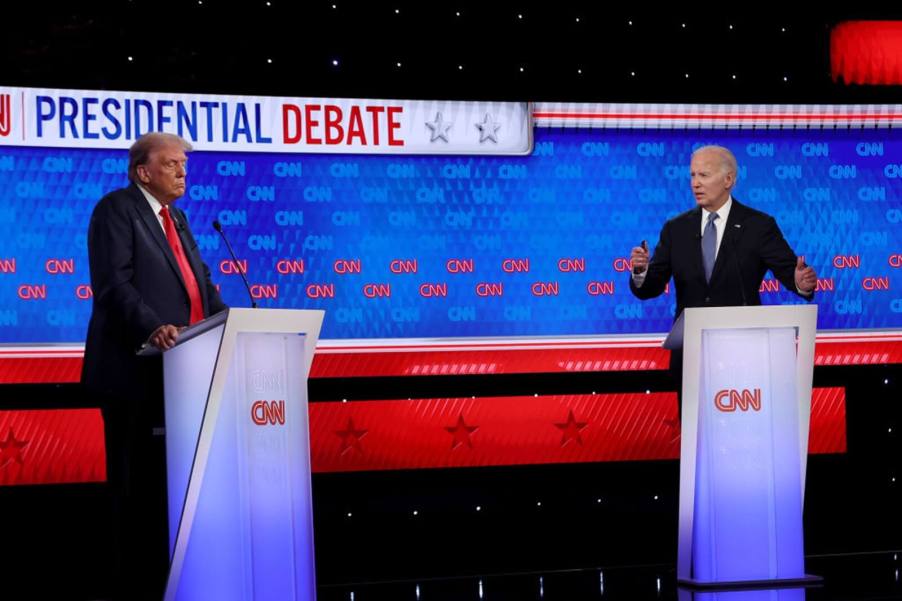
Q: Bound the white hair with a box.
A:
[692,145,738,177]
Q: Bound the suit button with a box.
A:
[705,296,711,302]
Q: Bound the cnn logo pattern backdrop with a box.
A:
[0,129,900,344]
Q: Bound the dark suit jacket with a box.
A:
[629,198,813,317]
[81,183,226,407]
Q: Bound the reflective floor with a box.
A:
[318,552,902,601]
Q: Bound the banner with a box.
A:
[0,86,532,155]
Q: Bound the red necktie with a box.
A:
[159,206,204,325]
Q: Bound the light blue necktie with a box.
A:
[702,212,719,283]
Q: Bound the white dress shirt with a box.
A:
[632,196,733,287]
[136,183,167,233]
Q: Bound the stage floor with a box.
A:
[316,552,902,601]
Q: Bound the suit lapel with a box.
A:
[710,199,748,284]
[129,184,190,298]
[685,207,707,285]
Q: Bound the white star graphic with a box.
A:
[425,111,453,142]
[475,113,501,143]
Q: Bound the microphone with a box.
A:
[728,229,748,306]
[212,220,257,308]
[632,240,648,275]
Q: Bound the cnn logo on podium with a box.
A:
[251,400,286,425]
[714,388,762,412]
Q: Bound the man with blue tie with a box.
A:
[628,145,817,410]
[82,132,227,600]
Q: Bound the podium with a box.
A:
[147,308,324,601]
[665,305,820,588]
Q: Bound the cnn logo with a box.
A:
[714,389,762,412]
[251,400,285,425]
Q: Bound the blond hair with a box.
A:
[128,132,193,182]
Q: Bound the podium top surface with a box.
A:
[663,305,817,351]
[137,310,229,357]
[136,308,326,356]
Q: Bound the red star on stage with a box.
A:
[336,418,368,455]
[0,428,28,468]
[554,410,588,447]
[445,414,479,450]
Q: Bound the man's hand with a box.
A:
[149,324,180,350]
[794,256,817,294]
[630,243,649,275]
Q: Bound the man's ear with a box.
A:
[724,171,736,189]
[136,164,150,183]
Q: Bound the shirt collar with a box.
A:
[703,195,732,224]
[137,183,165,216]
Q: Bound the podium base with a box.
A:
[678,574,823,590]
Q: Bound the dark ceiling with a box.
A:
[3,2,901,104]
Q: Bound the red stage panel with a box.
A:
[831,21,902,85]
[0,408,106,486]
[311,344,669,377]
[310,334,902,377]
[1,335,899,382]
[311,393,680,472]
[309,388,846,473]
[0,356,83,384]
[808,387,847,455]
[0,388,847,484]
[813,339,902,367]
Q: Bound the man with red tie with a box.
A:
[82,132,226,600]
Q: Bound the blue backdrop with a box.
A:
[0,128,899,343]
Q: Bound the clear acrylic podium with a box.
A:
[149,308,324,601]
[664,305,820,588]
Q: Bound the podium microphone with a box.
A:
[212,220,257,308]
[633,240,649,275]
